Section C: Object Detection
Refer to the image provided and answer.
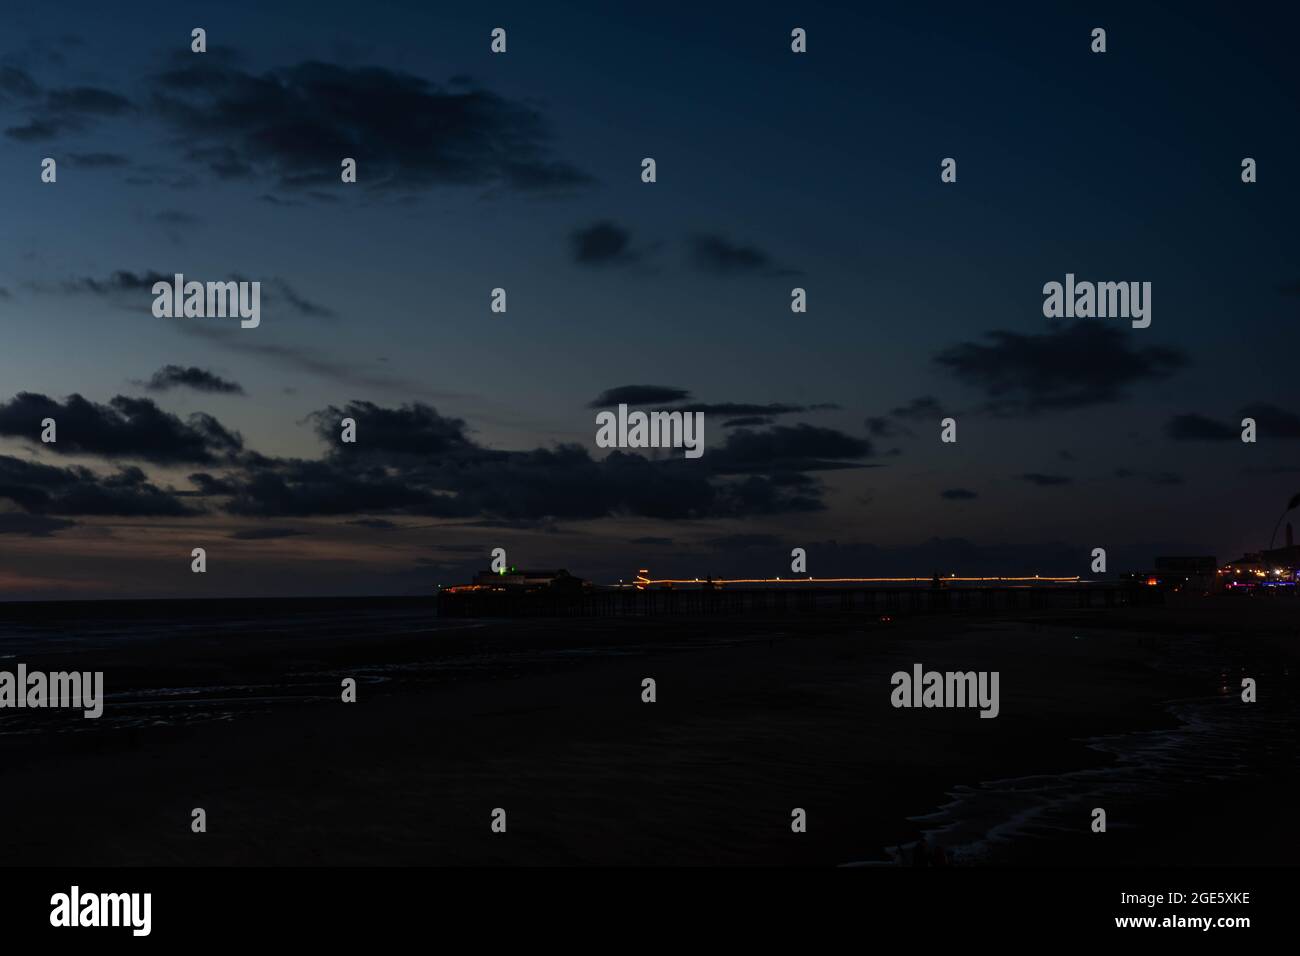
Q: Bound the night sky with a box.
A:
[1,1,1298,598]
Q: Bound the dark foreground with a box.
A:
[0,597,1296,866]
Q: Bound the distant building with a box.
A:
[1122,555,1217,592]
[467,568,587,592]
[1155,555,1217,591]
[1218,546,1300,591]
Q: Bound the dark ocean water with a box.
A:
[850,633,1300,865]
[0,598,459,735]
[0,596,745,736]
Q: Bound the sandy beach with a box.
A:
[0,599,1295,866]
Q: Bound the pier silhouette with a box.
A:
[436,578,1157,618]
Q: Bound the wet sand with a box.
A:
[0,601,1295,865]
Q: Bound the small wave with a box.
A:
[843,692,1296,867]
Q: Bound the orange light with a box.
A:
[633,574,1081,586]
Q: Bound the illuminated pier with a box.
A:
[436,572,1152,618]
[626,573,1083,589]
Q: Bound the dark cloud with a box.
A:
[1240,403,1300,438]
[0,66,39,99]
[436,446,693,521]
[348,517,400,529]
[140,365,245,395]
[0,397,867,524]
[1114,468,1183,485]
[1167,403,1300,441]
[891,396,947,421]
[147,61,590,195]
[123,167,198,189]
[55,269,170,295]
[704,533,781,549]
[204,402,841,520]
[69,151,129,167]
[722,416,774,428]
[688,234,798,277]
[0,455,195,516]
[571,221,638,266]
[589,385,691,408]
[175,326,462,401]
[457,517,568,532]
[864,396,943,440]
[185,144,253,179]
[0,512,76,536]
[427,544,484,554]
[934,322,1186,414]
[46,86,131,115]
[719,473,823,515]
[940,488,977,500]
[5,118,67,140]
[162,44,245,67]
[4,80,132,140]
[1019,473,1072,487]
[228,527,308,540]
[45,269,334,319]
[676,402,823,416]
[218,457,443,518]
[187,472,240,496]
[588,387,836,421]
[0,392,242,464]
[310,401,477,458]
[866,416,912,438]
[1164,413,1237,441]
[262,276,335,319]
[709,424,874,474]
[630,536,673,545]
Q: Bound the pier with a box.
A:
[435,582,1159,618]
